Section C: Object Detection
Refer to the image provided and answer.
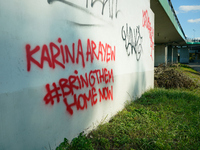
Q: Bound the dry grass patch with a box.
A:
[154,64,199,89]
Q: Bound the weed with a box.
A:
[56,132,94,150]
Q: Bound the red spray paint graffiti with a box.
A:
[26,38,116,115]
[142,10,154,60]
[43,68,114,115]
[26,38,116,71]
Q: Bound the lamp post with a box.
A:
[193,29,196,40]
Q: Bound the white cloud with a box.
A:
[188,18,200,23]
[175,10,179,15]
[179,5,200,12]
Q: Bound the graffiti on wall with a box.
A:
[47,0,120,19]
[142,10,154,60]
[25,6,153,116]
[26,38,116,115]
[121,10,154,61]
[44,68,114,115]
[121,24,143,61]
[86,0,120,19]
[26,38,115,71]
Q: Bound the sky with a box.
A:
[171,0,200,39]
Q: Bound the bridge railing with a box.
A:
[167,0,186,39]
[186,38,200,43]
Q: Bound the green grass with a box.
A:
[56,65,200,150]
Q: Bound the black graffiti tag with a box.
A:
[121,24,143,61]
[48,0,120,19]
[86,0,120,19]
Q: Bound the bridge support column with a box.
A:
[173,47,178,63]
[154,45,168,66]
[180,47,189,64]
[167,46,178,64]
[167,45,173,64]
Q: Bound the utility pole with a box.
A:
[193,29,196,40]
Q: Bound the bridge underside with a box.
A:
[150,0,200,65]
[151,0,186,46]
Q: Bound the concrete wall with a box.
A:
[0,0,154,149]
[180,47,189,64]
[154,45,168,66]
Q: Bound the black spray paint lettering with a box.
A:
[47,0,106,25]
[86,0,120,19]
[48,0,120,19]
[47,0,93,16]
[121,24,143,61]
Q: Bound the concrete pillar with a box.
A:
[165,46,168,65]
[180,47,189,64]
[173,47,178,63]
[167,45,173,64]
[154,45,168,66]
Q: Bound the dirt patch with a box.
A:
[154,64,198,89]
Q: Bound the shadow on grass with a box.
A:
[135,88,200,106]
[184,70,200,78]
[181,64,200,75]
[180,64,193,69]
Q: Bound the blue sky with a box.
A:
[171,0,200,39]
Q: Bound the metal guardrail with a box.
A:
[186,38,200,43]
[168,1,200,44]
[167,0,186,39]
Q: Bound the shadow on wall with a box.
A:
[130,61,148,102]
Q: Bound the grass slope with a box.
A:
[177,64,200,87]
[56,65,200,150]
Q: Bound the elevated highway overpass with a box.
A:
[151,0,200,65]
